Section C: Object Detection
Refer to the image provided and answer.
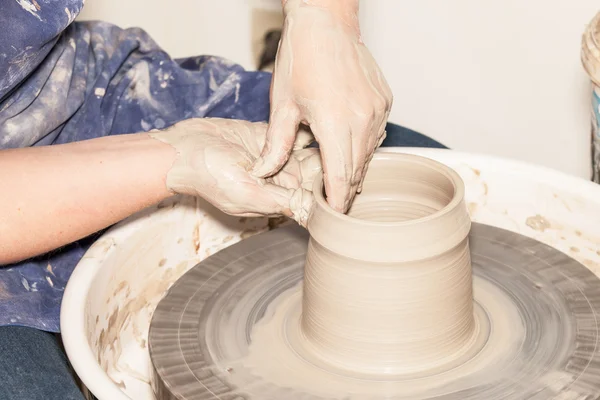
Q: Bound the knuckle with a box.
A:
[372,97,388,115]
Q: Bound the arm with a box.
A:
[281,0,359,27]
[0,133,176,265]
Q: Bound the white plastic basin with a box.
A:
[61,148,600,399]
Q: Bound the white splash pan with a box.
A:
[61,148,600,400]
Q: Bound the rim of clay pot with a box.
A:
[313,156,465,228]
[307,152,471,262]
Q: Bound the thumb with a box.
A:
[293,125,315,150]
[252,181,313,227]
[251,104,300,178]
[288,187,314,227]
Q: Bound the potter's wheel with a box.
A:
[149,222,600,399]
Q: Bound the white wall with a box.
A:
[360,0,598,178]
[79,0,598,178]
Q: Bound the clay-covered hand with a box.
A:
[150,118,321,226]
[251,0,393,213]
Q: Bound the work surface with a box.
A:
[61,148,600,400]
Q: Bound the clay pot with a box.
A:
[303,153,474,375]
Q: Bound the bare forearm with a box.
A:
[282,0,358,12]
[0,133,175,264]
[282,0,360,33]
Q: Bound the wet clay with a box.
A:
[251,0,393,212]
[149,153,600,400]
[228,276,520,399]
[301,153,475,374]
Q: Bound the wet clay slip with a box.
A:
[148,153,600,399]
[303,153,476,374]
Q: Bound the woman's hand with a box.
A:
[151,118,321,226]
[252,0,393,213]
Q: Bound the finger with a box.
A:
[256,167,315,226]
[293,124,315,150]
[273,147,321,190]
[251,179,294,217]
[293,148,322,191]
[251,104,300,178]
[356,137,379,194]
[357,118,388,193]
[312,117,353,213]
[348,116,375,195]
[251,180,313,226]
[288,187,315,227]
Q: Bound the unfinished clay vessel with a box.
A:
[303,153,474,375]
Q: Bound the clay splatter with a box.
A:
[222,235,234,244]
[192,223,201,253]
[468,202,478,215]
[15,0,42,20]
[526,214,551,232]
